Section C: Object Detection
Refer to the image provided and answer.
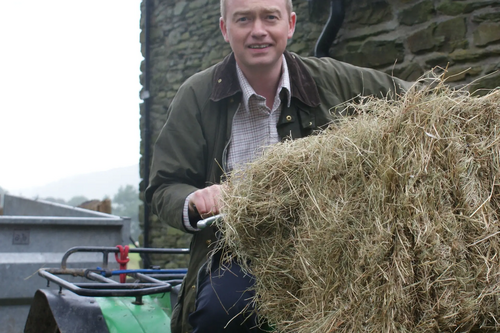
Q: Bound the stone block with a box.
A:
[359,39,405,67]
[464,0,500,13]
[152,74,167,88]
[307,0,330,22]
[408,23,437,53]
[149,228,162,239]
[331,41,361,63]
[449,48,487,62]
[436,0,468,16]
[469,70,500,95]
[167,29,182,46]
[449,40,469,51]
[472,10,500,23]
[474,22,500,46]
[288,42,308,54]
[174,1,188,16]
[484,63,500,73]
[443,66,483,82]
[435,17,467,52]
[189,0,209,10]
[165,259,189,269]
[150,27,164,43]
[400,0,435,26]
[176,236,191,248]
[339,22,397,43]
[389,62,424,81]
[172,40,190,51]
[424,53,452,69]
[334,39,405,68]
[166,70,185,85]
[346,0,393,27]
[206,48,223,63]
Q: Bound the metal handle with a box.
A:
[197,214,223,229]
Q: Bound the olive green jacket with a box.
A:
[146,51,412,333]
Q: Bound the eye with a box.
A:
[236,16,248,22]
[267,15,278,20]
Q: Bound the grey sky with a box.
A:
[0,0,143,191]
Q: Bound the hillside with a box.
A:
[7,165,140,201]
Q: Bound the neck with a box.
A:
[239,62,283,109]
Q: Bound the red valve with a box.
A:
[115,245,130,283]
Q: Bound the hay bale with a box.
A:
[216,77,500,333]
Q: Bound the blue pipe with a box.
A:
[96,268,187,276]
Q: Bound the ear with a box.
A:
[220,17,229,42]
[287,12,296,39]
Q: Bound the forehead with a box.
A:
[225,0,288,14]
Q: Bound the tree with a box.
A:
[67,195,89,207]
[42,197,67,205]
[112,185,140,241]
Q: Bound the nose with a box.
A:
[251,18,267,38]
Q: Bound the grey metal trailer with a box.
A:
[0,194,130,333]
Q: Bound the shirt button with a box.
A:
[191,285,196,290]
[286,115,292,121]
[218,79,222,83]
[206,240,212,246]
[309,121,313,126]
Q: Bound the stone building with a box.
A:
[139,0,500,267]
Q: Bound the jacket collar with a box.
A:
[210,51,320,107]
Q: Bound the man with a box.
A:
[146,0,412,332]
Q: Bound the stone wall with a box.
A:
[139,0,500,268]
[330,0,500,89]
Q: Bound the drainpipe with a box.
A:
[313,0,346,58]
[141,0,152,269]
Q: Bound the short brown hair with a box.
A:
[220,0,293,20]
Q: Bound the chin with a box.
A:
[248,55,279,66]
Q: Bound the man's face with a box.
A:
[220,0,296,75]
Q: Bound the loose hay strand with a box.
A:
[216,75,500,333]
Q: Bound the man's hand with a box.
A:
[188,184,222,222]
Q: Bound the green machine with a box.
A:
[24,246,189,333]
[24,216,222,333]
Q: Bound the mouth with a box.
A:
[248,44,270,49]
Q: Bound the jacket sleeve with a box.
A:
[145,77,209,232]
[305,56,413,111]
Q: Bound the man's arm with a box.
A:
[145,79,210,233]
[301,55,413,106]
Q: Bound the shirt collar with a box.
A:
[235,55,292,111]
[210,51,320,108]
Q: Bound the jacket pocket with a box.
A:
[298,108,316,130]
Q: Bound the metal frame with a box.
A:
[38,246,189,305]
